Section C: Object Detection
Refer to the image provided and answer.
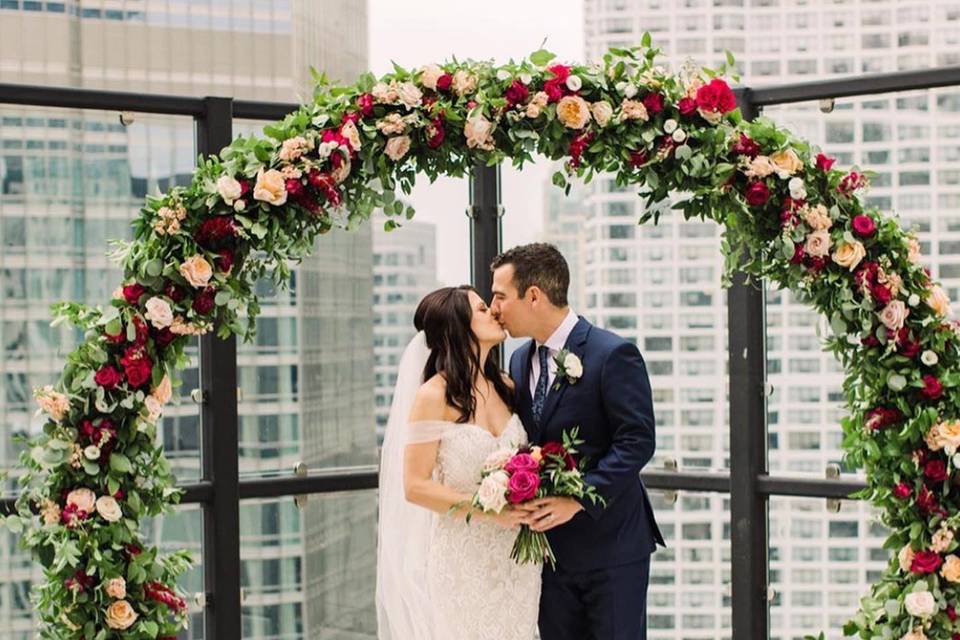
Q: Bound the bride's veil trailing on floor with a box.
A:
[375,330,436,639]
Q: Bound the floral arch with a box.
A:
[9,41,957,638]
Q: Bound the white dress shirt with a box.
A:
[529,308,580,398]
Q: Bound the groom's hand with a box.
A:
[526,497,584,532]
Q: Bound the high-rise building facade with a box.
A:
[0,2,375,638]
[575,1,960,637]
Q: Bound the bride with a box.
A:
[376,285,541,639]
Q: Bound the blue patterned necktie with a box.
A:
[532,345,551,426]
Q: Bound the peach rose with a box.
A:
[803,230,831,258]
[590,101,613,127]
[384,136,412,161]
[216,175,242,205]
[770,148,803,177]
[253,168,288,206]
[66,488,96,513]
[879,300,909,332]
[451,70,477,96]
[931,420,960,452]
[376,113,406,135]
[96,496,123,522]
[105,600,138,630]
[419,63,444,90]
[464,115,495,151]
[619,99,649,122]
[878,268,902,298]
[397,81,423,110]
[105,577,126,599]
[940,555,960,582]
[179,255,213,289]
[832,241,866,271]
[927,285,952,317]
[144,296,174,329]
[34,385,69,422]
[152,375,172,405]
[898,544,915,572]
[556,95,592,130]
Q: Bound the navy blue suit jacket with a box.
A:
[509,317,665,572]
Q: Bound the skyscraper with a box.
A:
[0,2,374,638]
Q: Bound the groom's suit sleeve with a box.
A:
[578,340,656,520]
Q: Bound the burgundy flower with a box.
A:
[285,178,304,198]
[504,79,529,107]
[95,366,124,390]
[341,111,361,126]
[896,328,921,359]
[507,470,541,504]
[544,81,563,103]
[870,284,892,306]
[695,78,737,114]
[861,334,881,348]
[122,284,145,306]
[948,605,958,622]
[780,210,799,229]
[744,181,770,206]
[125,544,142,558]
[192,287,217,316]
[629,149,649,167]
[642,92,664,114]
[61,503,88,529]
[852,214,877,238]
[505,453,540,474]
[104,327,126,344]
[120,347,153,389]
[804,255,829,273]
[541,441,576,470]
[920,374,944,401]
[568,132,594,168]
[864,407,902,430]
[789,243,805,265]
[435,73,452,92]
[155,328,176,347]
[732,133,760,158]
[815,153,835,172]
[911,550,943,574]
[218,249,235,274]
[838,171,868,195]
[194,216,237,249]
[892,482,911,499]
[164,283,186,303]
[356,93,374,117]
[925,459,948,483]
[543,64,571,103]
[677,97,697,117]
[64,570,94,593]
[916,484,940,515]
[426,115,445,149]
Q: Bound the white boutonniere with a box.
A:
[553,349,583,390]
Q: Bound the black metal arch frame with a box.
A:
[2,64,960,637]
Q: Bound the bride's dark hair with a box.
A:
[413,285,514,423]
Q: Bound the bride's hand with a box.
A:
[487,505,528,530]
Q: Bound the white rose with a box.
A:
[144,296,174,329]
[789,177,807,200]
[623,84,638,98]
[565,75,582,92]
[233,199,245,212]
[476,471,509,513]
[909,293,920,307]
[95,496,123,523]
[397,81,423,110]
[922,350,939,366]
[419,63,444,90]
[904,590,936,618]
[663,119,678,134]
[671,129,687,143]
[564,353,583,378]
[84,445,101,461]
[216,175,242,205]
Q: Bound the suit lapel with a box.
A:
[538,318,591,434]
[516,339,537,437]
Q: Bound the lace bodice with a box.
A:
[433,414,527,490]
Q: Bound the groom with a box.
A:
[490,243,665,640]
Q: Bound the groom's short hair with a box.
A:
[491,243,569,307]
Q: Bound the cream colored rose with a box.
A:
[590,101,613,127]
[476,470,509,513]
[397,81,423,110]
[376,113,406,135]
[143,396,163,424]
[743,155,776,179]
[904,590,936,618]
[105,600,138,630]
[34,385,69,422]
[566,75,583,92]
[788,177,807,200]
[253,168,288,206]
[804,230,831,258]
[451,70,477,96]
[770,148,803,177]
[563,353,583,378]
[419,63,444,90]
[144,296,174,329]
[898,544,915,572]
[619,99,649,122]
[179,255,213,289]
[907,237,922,263]
[216,175,242,205]
[879,300,909,333]
[932,526,955,553]
[525,92,549,118]
[112,285,125,300]
[152,375,172,405]
[105,577,126,600]
[66,488,96,513]
[278,136,307,163]
[384,136,412,161]
[556,96,591,130]
[927,285,952,317]
[340,120,361,151]
[832,241,866,271]
[464,115,495,151]
[96,496,123,523]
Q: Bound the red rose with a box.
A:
[629,149,649,167]
[920,374,943,401]
[695,78,737,114]
[132,316,149,346]
[732,133,761,158]
[95,366,124,390]
[121,350,152,389]
[435,73,452,92]
[357,93,374,117]
[642,92,664,114]
[815,153,835,172]
[917,485,940,515]
[677,97,697,117]
[506,470,541,504]
[113,488,125,500]
[568,132,594,168]
[192,288,217,315]
[911,550,943,574]
[122,283,145,306]
[504,79,529,107]
[744,181,770,206]
[505,453,540,474]
[925,459,948,483]
[851,214,876,238]
[547,64,571,83]
[893,482,911,499]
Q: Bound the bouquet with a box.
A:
[468,428,603,568]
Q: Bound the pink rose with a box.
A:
[504,453,540,474]
[507,470,540,504]
[852,214,877,238]
[695,78,737,114]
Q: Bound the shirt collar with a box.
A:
[538,308,579,353]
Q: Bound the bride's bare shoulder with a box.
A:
[409,375,450,422]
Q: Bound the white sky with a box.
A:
[368,0,585,285]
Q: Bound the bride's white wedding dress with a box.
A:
[423,414,541,639]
